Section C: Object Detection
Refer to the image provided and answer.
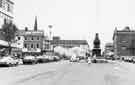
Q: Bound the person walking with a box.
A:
[88,57,92,64]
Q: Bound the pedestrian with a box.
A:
[88,57,91,64]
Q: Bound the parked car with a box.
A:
[128,57,132,62]
[17,59,23,65]
[124,57,133,63]
[132,57,135,63]
[48,55,55,61]
[43,55,50,62]
[36,55,48,63]
[70,55,79,62]
[23,56,37,64]
[0,56,19,67]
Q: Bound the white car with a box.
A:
[0,56,19,66]
[43,55,50,62]
[70,55,79,62]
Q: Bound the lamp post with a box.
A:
[48,25,53,40]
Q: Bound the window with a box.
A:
[24,44,27,48]
[31,37,34,40]
[121,46,126,50]
[121,40,127,43]
[31,44,33,48]
[37,44,39,48]
[37,37,39,40]
[25,37,27,40]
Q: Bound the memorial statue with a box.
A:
[94,33,100,48]
[92,33,101,57]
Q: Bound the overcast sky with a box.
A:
[13,0,135,49]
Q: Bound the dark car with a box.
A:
[23,56,37,64]
[36,55,49,63]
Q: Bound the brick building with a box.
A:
[113,26,135,56]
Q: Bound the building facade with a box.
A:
[14,17,44,56]
[22,30,44,55]
[0,0,14,26]
[113,26,135,56]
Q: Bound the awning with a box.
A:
[0,40,8,46]
[0,40,18,48]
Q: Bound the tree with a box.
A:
[1,19,18,54]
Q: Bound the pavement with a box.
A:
[0,60,135,85]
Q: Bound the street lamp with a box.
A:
[48,25,53,40]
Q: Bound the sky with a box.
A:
[13,0,135,49]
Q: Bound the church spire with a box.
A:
[34,16,38,31]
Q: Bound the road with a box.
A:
[0,60,135,85]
